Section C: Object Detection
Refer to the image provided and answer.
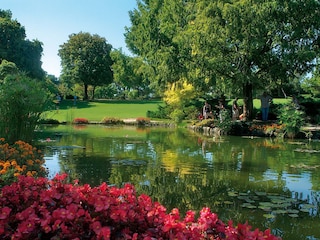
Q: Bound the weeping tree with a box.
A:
[125,0,320,119]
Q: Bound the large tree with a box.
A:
[111,49,152,98]
[125,0,320,119]
[0,9,45,79]
[58,32,113,100]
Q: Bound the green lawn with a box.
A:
[43,98,291,123]
[228,98,290,108]
[43,100,163,122]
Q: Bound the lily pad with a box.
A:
[273,209,288,214]
[288,214,299,218]
[263,214,276,219]
[228,191,239,197]
[255,191,267,196]
[287,209,299,214]
[299,208,310,213]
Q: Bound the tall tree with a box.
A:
[0,9,45,79]
[58,32,113,99]
[111,49,151,98]
[125,0,320,119]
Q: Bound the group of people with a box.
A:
[201,91,275,122]
[202,95,229,122]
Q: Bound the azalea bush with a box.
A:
[0,139,47,187]
[72,118,89,124]
[136,117,150,126]
[0,174,280,240]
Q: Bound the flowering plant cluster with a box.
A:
[136,117,150,126]
[0,139,47,187]
[101,117,124,125]
[72,118,89,124]
[0,174,280,239]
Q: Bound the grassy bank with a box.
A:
[42,98,291,123]
[43,99,163,122]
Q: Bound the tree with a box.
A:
[0,60,19,81]
[111,49,152,99]
[58,32,114,100]
[302,61,320,96]
[0,9,45,79]
[125,0,320,119]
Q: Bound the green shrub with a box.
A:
[0,74,50,143]
[101,117,124,125]
[278,103,305,138]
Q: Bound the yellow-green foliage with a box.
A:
[163,80,198,122]
[163,80,197,106]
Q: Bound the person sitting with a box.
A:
[203,101,214,119]
[232,97,240,121]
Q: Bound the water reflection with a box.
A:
[37,125,320,239]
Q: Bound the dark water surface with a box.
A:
[37,125,320,240]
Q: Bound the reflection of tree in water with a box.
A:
[41,126,320,239]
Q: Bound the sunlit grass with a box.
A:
[43,100,163,122]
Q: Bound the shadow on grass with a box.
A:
[59,100,91,110]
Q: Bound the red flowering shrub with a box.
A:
[136,117,150,126]
[0,174,281,239]
[72,118,89,124]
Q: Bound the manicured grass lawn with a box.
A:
[43,100,163,122]
[43,98,291,123]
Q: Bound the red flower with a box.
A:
[0,207,11,220]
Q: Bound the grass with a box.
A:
[42,99,163,123]
[42,98,291,123]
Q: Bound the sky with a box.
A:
[1,0,138,77]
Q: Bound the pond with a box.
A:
[36,124,320,240]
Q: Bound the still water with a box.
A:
[36,125,320,240]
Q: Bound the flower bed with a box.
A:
[0,139,47,187]
[0,174,280,239]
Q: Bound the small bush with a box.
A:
[136,117,150,126]
[72,118,89,124]
[278,103,305,138]
[101,117,124,125]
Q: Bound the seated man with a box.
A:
[203,101,214,119]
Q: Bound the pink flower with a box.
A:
[0,207,11,220]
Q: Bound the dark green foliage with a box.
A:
[59,32,113,100]
[0,9,44,79]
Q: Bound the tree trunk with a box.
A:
[84,84,88,100]
[242,83,253,121]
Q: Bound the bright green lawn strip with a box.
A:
[44,98,290,123]
[43,100,163,122]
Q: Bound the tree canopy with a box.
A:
[58,32,114,100]
[0,9,45,79]
[125,0,320,119]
